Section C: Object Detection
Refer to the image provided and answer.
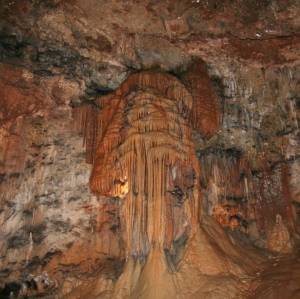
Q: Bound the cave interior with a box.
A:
[0,1,300,298]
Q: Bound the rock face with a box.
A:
[0,0,299,298]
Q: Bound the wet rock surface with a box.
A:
[0,0,299,298]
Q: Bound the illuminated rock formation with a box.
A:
[75,70,200,278]
[72,70,261,299]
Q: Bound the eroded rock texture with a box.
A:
[0,0,300,298]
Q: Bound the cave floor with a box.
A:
[247,250,300,299]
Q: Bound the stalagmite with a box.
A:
[267,214,293,253]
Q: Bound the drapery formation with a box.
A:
[73,66,220,260]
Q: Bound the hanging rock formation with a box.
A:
[69,70,263,299]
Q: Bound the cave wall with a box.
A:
[0,0,299,298]
[198,61,300,249]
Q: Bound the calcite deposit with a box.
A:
[0,0,299,298]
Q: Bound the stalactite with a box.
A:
[73,71,202,258]
[200,151,248,230]
[182,59,221,138]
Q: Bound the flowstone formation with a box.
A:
[71,69,262,299]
